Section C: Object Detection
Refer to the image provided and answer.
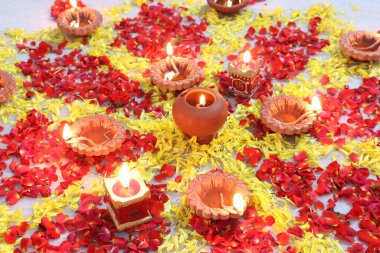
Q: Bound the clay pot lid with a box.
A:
[187,170,250,220]
[207,0,249,14]
[340,30,380,61]
[57,7,102,36]
[65,115,126,156]
[260,95,315,135]
[150,57,203,91]
[0,70,16,103]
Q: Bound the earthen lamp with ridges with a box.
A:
[63,115,126,156]
[104,164,152,231]
[57,0,102,36]
[340,30,380,61]
[187,170,250,220]
[207,0,249,14]
[227,51,263,98]
[0,70,16,103]
[172,87,228,144]
[150,43,203,91]
[260,95,322,135]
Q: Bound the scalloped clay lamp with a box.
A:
[104,164,152,231]
[340,30,380,61]
[150,43,203,91]
[0,70,16,103]
[207,0,249,14]
[187,170,250,220]
[63,115,126,156]
[227,51,263,98]
[172,87,228,144]
[260,95,322,135]
[57,0,102,36]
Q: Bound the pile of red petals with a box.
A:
[310,76,380,144]
[50,0,86,19]
[238,113,271,139]
[190,206,296,252]
[13,189,170,252]
[0,109,158,203]
[16,40,159,118]
[244,18,329,80]
[255,153,380,252]
[236,147,262,167]
[111,3,210,61]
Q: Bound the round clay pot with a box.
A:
[187,170,250,220]
[172,87,228,144]
[260,95,315,135]
[340,30,380,61]
[0,70,16,103]
[65,115,126,156]
[57,7,102,36]
[207,0,249,14]
[150,57,203,91]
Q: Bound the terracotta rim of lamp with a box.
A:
[0,70,16,103]
[207,0,249,14]
[260,95,315,135]
[57,7,102,36]
[150,57,203,91]
[186,170,250,220]
[65,115,126,156]
[339,30,380,61]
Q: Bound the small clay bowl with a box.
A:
[260,95,315,135]
[172,87,228,144]
[340,30,380,61]
[207,0,249,14]
[0,70,16,103]
[65,115,126,156]
[57,7,102,36]
[150,57,203,91]
[187,170,250,220]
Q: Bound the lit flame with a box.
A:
[233,193,245,214]
[119,164,131,188]
[166,43,173,56]
[164,71,176,81]
[226,0,233,7]
[69,0,78,8]
[199,94,206,107]
[62,124,73,140]
[310,96,322,112]
[243,51,251,64]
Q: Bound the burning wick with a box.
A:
[219,192,246,215]
[62,123,101,147]
[226,0,233,7]
[166,43,180,75]
[286,96,322,125]
[119,164,131,188]
[196,94,206,108]
[69,0,80,28]
[242,51,251,71]
[164,71,176,81]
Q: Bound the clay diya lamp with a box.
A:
[340,30,380,61]
[172,87,228,144]
[104,164,152,231]
[207,0,249,14]
[187,170,250,220]
[150,43,203,91]
[227,51,263,98]
[63,115,126,156]
[0,70,16,103]
[260,95,322,135]
[57,0,102,36]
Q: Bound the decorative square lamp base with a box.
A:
[107,203,152,231]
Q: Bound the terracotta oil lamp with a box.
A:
[104,164,152,231]
[260,95,322,135]
[227,51,263,98]
[63,115,126,156]
[187,170,250,220]
[150,43,203,91]
[0,70,16,103]
[207,0,249,14]
[57,0,102,36]
[172,87,228,144]
[340,30,380,61]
